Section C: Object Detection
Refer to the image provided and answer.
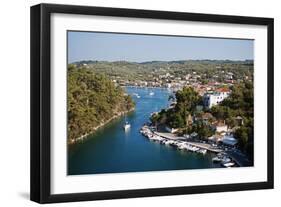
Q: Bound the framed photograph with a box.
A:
[30,3,274,203]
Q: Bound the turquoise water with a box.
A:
[68,87,221,175]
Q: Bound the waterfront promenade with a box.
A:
[154,132,223,153]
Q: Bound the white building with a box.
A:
[203,88,230,108]
[215,123,228,133]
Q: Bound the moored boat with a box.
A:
[212,156,222,163]
[223,162,235,168]
[199,149,207,154]
[123,122,131,130]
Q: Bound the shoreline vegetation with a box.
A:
[67,64,135,144]
[68,107,134,144]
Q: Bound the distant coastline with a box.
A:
[71,59,254,65]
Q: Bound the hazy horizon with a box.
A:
[70,58,253,64]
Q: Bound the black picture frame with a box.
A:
[30,3,274,204]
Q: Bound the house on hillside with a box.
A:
[203,87,230,108]
[235,116,244,126]
[212,121,228,133]
[194,112,214,124]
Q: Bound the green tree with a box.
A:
[194,121,214,139]
[168,112,185,128]
[175,87,200,114]
[234,126,249,150]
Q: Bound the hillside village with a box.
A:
[74,59,253,90]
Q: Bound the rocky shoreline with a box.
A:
[68,107,135,145]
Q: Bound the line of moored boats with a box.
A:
[140,126,207,155]
[140,125,237,168]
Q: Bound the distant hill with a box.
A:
[70,59,253,83]
[72,59,253,66]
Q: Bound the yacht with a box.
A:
[132,93,141,98]
[123,122,131,130]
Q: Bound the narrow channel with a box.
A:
[68,87,222,175]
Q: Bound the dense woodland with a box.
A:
[67,64,135,143]
[217,82,254,159]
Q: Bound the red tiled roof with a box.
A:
[201,112,213,119]
[216,88,230,93]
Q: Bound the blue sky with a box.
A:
[68,31,253,63]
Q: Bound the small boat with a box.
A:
[223,162,235,168]
[212,156,222,163]
[123,121,131,130]
[221,157,231,163]
[191,146,199,152]
[149,91,154,96]
[178,145,186,150]
[165,140,175,145]
[132,93,141,98]
[160,139,167,144]
[199,149,207,154]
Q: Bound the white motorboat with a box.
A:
[165,140,174,145]
[199,149,207,154]
[123,122,131,130]
[132,93,141,98]
[223,162,235,168]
